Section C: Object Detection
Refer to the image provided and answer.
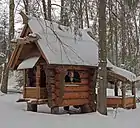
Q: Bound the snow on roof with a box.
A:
[17,56,40,70]
[25,16,136,82]
[135,76,140,82]
[107,60,136,82]
[28,17,99,66]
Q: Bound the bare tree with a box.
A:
[42,0,47,20]
[47,0,51,21]
[1,0,15,93]
[97,0,107,115]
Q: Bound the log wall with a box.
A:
[47,66,97,110]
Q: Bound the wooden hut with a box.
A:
[8,12,136,114]
[8,12,99,114]
[107,60,136,109]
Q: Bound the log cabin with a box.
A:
[8,12,136,114]
[8,12,99,114]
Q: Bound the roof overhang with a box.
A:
[17,56,40,70]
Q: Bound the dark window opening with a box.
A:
[40,66,46,87]
[27,67,36,87]
[65,70,81,83]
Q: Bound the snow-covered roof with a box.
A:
[17,56,40,70]
[28,17,99,66]
[135,76,140,82]
[107,60,136,82]
[17,15,136,82]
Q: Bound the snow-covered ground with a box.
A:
[0,75,139,128]
[0,91,140,128]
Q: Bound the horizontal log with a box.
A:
[56,85,89,92]
[55,72,89,81]
[24,88,37,98]
[55,91,89,99]
[55,79,89,87]
[47,77,55,84]
[60,99,89,106]
[47,70,55,77]
[54,66,90,73]
[27,99,48,105]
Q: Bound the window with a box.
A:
[65,70,81,83]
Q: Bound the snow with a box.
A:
[8,74,18,90]
[24,16,136,82]
[135,76,140,82]
[17,56,40,70]
[28,16,99,67]
[28,33,37,37]
[11,38,17,43]
[107,60,136,82]
[0,91,140,128]
[0,76,140,128]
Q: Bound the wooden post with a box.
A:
[59,70,65,104]
[36,66,40,99]
[132,82,136,109]
[27,103,37,112]
[122,82,125,108]
[23,69,26,98]
[89,69,97,112]
[51,106,59,114]
[114,81,118,96]
[45,68,53,107]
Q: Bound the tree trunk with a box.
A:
[85,0,89,28]
[47,0,51,21]
[60,0,64,24]
[114,0,118,66]
[120,0,126,64]
[79,0,83,28]
[23,0,29,14]
[97,0,107,115]
[1,0,15,93]
[42,0,47,20]
[108,0,114,63]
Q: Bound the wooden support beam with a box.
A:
[36,66,40,99]
[51,107,59,114]
[23,70,26,98]
[19,11,28,24]
[59,70,65,104]
[27,103,37,112]
[45,68,53,107]
[122,82,125,108]
[114,82,118,96]
[17,35,39,45]
[132,82,136,109]
[12,44,24,69]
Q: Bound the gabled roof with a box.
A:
[27,16,99,67]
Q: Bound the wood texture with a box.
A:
[24,87,48,99]
[61,99,89,106]
[107,96,135,109]
[55,91,89,99]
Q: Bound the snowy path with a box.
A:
[0,93,139,128]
